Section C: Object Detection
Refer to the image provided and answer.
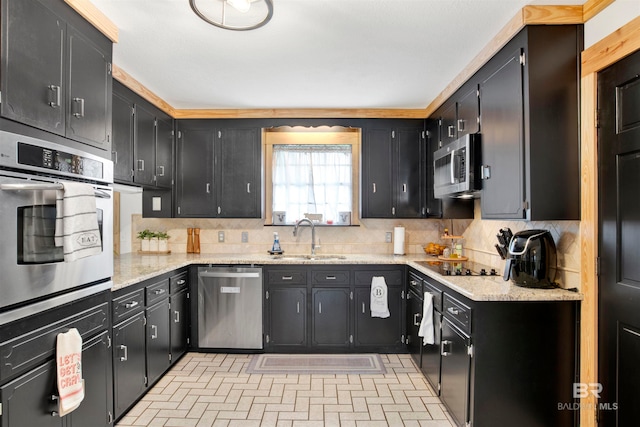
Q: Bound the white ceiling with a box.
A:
[92,0,585,110]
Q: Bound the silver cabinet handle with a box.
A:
[137,159,145,171]
[125,301,139,309]
[325,276,336,280]
[402,184,407,193]
[119,344,128,361]
[441,340,452,356]
[206,183,211,193]
[177,279,186,285]
[282,276,293,280]
[414,313,421,326]
[297,301,300,314]
[217,206,221,215]
[174,310,180,323]
[48,85,61,108]
[457,119,465,132]
[247,183,251,193]
[113,151,118,164]
[447,307,460,315]
[71,97,85,118]
[447,125,455,138]
[153,289,166,295]
[410,280,418,286]
[200,271,260,278]
[372,183,376,193]
[362,302,366,314]
[158,165,165,177]
[318,302,322,314]
[151,325,158,339]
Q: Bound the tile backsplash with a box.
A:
[131,200,581,290]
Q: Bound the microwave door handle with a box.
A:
[0,183,63,191]
[450,151,456,184]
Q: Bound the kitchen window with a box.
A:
[264,127,360,225]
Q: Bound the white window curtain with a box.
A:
[273,144,352,224]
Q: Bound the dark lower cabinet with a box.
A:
[69,331,113,427]
[406,290,423,368]
[146,299,171,386]
[354,286,403,349]
[312,288,351,348]
[0,360,61,427]
[266,287,307,349]
[440,319,471,426]
[112,311,146,420]
[170,289,189,362]
[421,311,442,395]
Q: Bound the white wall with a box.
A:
[114,184,143,254]
[585,0,640,48]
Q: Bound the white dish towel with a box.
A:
[56,328,85,417]
[54,182,102,262]
[370,276,390,318]
[418,292,435,345]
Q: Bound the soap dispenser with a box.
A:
[271,232,282,254]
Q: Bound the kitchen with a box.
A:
[0,0,638,426]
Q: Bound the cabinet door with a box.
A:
[217,128,261,217]
[406,292,422,367]
[113,312,146,420]
[170,289,189,363]
[1,0,65,136]
[440,102,457,146]
[155,117,174,189]
[146,299,171,386]
[457,85,480,136]
[311,288,350,347]
[175,129,215,217]
[266,287,307,348]
[112,90,134,183]
[440,319,471,427]
[362,129,393,218]
[66,25,111,150]
[421,311,442,396]
[395,129,423,218]
[424,120,442,217]
[133,104,156,186]
[0,360,62,427]
[354,286,403,348]
[69,331,113,427]
[480,49,525,219]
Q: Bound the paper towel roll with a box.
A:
[393,226,405,255]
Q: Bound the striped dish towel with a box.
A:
[54,182,102,262]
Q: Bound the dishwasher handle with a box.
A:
[199,271,261,279]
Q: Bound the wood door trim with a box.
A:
[63,0,118,43]
[582,0,615,22]
[580,14,640,427]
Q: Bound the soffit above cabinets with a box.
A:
[91,0,586,112]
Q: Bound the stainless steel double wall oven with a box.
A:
[0,130,113,324]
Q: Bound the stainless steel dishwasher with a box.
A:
[197,266,263,350]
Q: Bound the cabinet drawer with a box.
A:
[146,279,170,305]
[113,288,145,322]
[443,294,471,335]
[170,271,188,294]
[354,269,403,286]
[311,270,349,285]
[423,279,443,313]
[267,269,307,285]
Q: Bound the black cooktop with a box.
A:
[415,260,500,277]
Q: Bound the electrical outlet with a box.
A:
[218,231,225,243]
[385,232,392,243]
[241,231,248,243]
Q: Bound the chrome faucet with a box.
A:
[293,218,316,256]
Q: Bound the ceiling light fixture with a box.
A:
[190,0,273,31]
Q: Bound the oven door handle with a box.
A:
[0,183,111,199]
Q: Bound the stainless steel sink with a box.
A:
[273,254,347,261]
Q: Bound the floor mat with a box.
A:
[245,353,387,375]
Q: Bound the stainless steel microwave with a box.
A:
[433,133,481,198]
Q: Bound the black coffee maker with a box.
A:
[503,229,557,288]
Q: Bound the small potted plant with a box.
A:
[137,229,155,252]
[156,231,170,253]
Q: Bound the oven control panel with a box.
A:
[18,142,103,179]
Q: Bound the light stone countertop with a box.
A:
[113,253,582,302]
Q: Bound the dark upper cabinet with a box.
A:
[424,119,443,218]
[155,118,174,189]
[217,128,261,218]
[175,128,215,217]
[175,121,261,218]
[362,124,425,218]
[112,90,134,182]
[0,0,112,152]
[478,25,581,220]
[133,104,157,186]
[440,101,458,146]
[456,85,480,137]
